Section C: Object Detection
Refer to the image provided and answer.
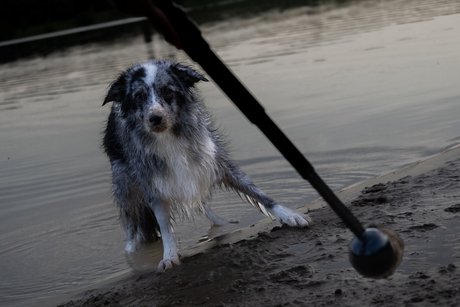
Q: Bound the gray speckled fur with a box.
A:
[102,60,310,271]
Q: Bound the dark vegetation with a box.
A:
[0,0,352,63]
[1,0,352,42]
[0,0,126,42]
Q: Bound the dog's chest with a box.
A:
[152,134,217,204]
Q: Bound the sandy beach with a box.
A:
[52,146,460,306]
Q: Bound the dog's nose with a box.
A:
[149,114,163,126]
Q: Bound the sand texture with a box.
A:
[58,154,460,307]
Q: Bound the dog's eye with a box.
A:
[163,89,174,104]
[134,93,144,101]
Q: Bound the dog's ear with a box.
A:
[170,63,208,87]
[103,73,127,106]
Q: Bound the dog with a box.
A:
[102,60,311,271]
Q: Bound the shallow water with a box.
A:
[1,0,460,306]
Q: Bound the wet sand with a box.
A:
[53,146,460,306]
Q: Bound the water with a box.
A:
[1,0,460,306]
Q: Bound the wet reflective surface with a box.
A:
[1,0,460,306]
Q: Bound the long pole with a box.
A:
[154,1,365,238]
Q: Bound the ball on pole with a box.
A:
[349,225,404,279]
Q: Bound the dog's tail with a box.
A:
[121,205,161,242]
[138,205,161,241]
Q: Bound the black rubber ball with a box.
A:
[349,225,404,279]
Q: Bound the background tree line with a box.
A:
[0,0,337,42]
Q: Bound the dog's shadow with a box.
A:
[198,219,240,243]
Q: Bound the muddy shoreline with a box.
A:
[52,147,460,307]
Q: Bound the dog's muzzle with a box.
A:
[148,114,166,133]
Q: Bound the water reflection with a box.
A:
[124,241,164,272]
[1,0,460,306]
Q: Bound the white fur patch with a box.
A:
[144,63,158,86]
[125,240,136,253]
[152,132,218,215]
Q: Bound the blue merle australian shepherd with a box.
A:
[102,60,311,272]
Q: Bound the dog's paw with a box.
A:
[157,254,181,272]
[271,205,311,228]
[125,240,137,253]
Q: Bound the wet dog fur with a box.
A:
[102,60,310,271]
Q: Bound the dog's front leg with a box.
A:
[223,161,311,228]
[149,200,181,272]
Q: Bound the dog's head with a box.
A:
[103,60,208,134]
